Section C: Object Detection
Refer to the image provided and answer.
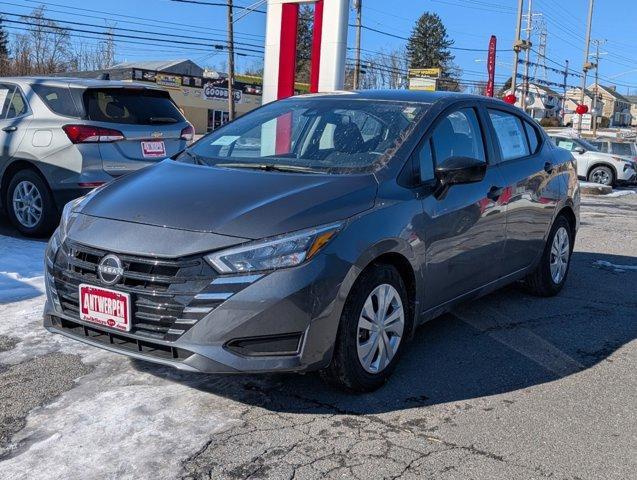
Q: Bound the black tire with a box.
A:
[523,215,573,297]
[320,264,412,393]
[587,165,615,187]
[5,169,58,237]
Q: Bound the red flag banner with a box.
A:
[486,35,497,97]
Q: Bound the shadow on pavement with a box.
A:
[133,250,636,415]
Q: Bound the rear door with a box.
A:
[485,107,560,272]
[82,88,189,176]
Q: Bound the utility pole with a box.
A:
[353,0,362,90]
[226,0,236,122]
[510,0,525,104]
[578,0,595,135]
[562,59,569,126]
[521,0,533,112]
[591,39,606,136]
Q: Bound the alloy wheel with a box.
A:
[549,226,570,284]
[590,168,612,185]
[12,180,43,228]
[356,283,405,374]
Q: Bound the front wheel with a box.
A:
[321,264,412,392]
[587,165,614,186]
[523,215,573,297]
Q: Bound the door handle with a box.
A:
[2,126,17,132]
[487,185,504,201]
[544,161,554,174]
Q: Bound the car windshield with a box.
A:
[179,97,428,173]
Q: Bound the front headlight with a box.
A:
[205,222,344,274]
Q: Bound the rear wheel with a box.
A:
[524,215,573,297]
[6,169,58,237]
[321,264,411,392]
[587,165,614,186]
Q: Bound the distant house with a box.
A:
[504,83,562,121]
[626,95,637,127]
[587,83,632,127]
[563,87,600,127]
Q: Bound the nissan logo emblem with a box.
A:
[97,254,124,285]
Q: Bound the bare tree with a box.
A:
[351,48,408,90]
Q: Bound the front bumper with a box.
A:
[43,242,350,374]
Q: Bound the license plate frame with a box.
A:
[78,284,132,332]
[141,140,166,158]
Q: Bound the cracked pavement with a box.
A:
[0,192,636,480]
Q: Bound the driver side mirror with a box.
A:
[574,147,586,155]
[435,156,487,186]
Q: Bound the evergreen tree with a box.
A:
[295,5,314,84]
[406,12,455,73]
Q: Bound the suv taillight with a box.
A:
[63,125,125,144]
[180,124,195,142]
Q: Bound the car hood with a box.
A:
[81,160,378,239]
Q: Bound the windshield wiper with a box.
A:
[215,163,325,174]
[148,116,178,124]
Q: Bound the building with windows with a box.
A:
[587,83,632,127]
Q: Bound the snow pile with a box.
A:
[593,259,637,273]
[0,233,240,480]
[0,236,46,303]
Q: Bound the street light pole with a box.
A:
[578,0,595,135]
[227,0,236,122]
[510,0,525,103]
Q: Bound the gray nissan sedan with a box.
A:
[43,91,580,392]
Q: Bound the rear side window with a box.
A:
[488,109,530,161]
[0,84,28,119]
[611,142,633,156]
[523,121,540,154]
[84,89,186,125]
[31,84,82,117]
[431,108,486,164]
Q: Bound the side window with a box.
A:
[488,109,530,161]
[0,84,16,119]
[431,108,485,165]
[417,139,435,182]
[523,121,539,154]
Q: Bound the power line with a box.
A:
[1,0,265,40]
[0,14,265,55]
[169,0,266,14]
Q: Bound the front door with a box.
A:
[417,106,508,309]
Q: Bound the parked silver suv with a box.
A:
[0,77,194,236]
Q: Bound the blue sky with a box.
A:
[2,0,637,94]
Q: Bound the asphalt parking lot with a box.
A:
[0,190,635,480]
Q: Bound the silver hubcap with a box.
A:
[356,284,405,374]
[550,226,570,284]
[590,168,611,185]
[12,180,43,228]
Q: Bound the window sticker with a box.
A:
[211,135,240,146]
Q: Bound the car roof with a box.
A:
[293,89,501,105]
[1,76,161,90]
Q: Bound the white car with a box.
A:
[549,135,637,186]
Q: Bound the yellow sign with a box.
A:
[408,68,442,78]
[155,73,182,89]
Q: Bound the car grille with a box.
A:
[49,241,224,342]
